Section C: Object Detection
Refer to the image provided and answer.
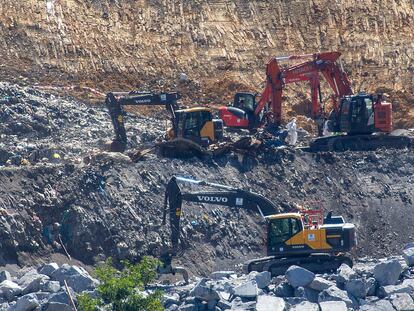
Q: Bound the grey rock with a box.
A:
[249,271,271,289]
[0,280,23,301]
[178,304,197,311]
[359,299,396,311]
[403,278,414,289]
[365,277,377,296]
[373,259,402,286]
[285,265,315,287]
[232,280,258,298]
[294,286,305,298]
[44,302,76,311]
[18,270,48,288]
[308,276,335,291]
[231,297,256,310]
[304,287,319,303]
[40,281,60,293]
[217,299,231,310]
[274,281,294,297]
[210,271,234,280]
[51,265,97,292]
[21,275,49,295]
[319,301,348,311]
[403,247,414,267]
[390,293,414,311]
[378,283,412,298]
[0,271,11,283]
[404,243,414,250]
[318,285,355,309]
[47,288,77,305]
[163,293,180,308]
[336,263,357,285]
[345,278,366,298]
[11,294,39,311]
[0,303,10,310]
[289,301,319,311]
[256,295,286,311]
[189,279,219,302]
[38,263,59,278]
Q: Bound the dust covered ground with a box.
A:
[0,83,413,276]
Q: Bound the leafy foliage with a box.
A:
[78,257,164,311]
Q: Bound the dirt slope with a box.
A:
[0,0,412,127]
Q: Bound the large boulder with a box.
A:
[17,270,49,288]
[318,286,355,309]
[336,264,357,285]
[38,263,59,278]
[307,276,335,291]
[274,281,294,297]
[359,299,396,311]
[21,275,50,295]
[10,293,39,311]
[51,264,98,292]
[290,301,319,311]
[232,280,258,298]
[345,278,366,299]
[256,295,286,311]
[285,266,315,287]
[390,293,414,311]
[0,280,23,301]
[403,247,414,267]
[189,279,219,302]
[319,301,348,311]
[377,284,412,298]
[373,259,402,286]
[248,271,271,289]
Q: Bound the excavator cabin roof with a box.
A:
[265,212,302,220]
[176,107,211,113]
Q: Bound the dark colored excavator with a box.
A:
[159,176,356,282]
[105,91,223,152]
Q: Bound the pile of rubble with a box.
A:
[161,244,414,311]
[3,244,414,310]
[0,262,97,311]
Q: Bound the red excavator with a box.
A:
[219,52,412,151]
[219,52,351,133]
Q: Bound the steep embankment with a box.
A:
[0,0,413,127]
[0,83,413,276]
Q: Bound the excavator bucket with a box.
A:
[156,138,210,158]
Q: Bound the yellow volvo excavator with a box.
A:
[105,91,223,153]
[160,176,356,282]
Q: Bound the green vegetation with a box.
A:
[78,257,164,311]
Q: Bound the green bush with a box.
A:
[78,257,164,311]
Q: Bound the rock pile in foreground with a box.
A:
[3,244,414,310]
[0,262,97,311]
[161,244,414,311]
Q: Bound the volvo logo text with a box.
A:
[197,196,228,203]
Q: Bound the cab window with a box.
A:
[268,218,302,245]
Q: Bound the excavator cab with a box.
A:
[219,92,260,129]
[173,107,223,146]
[266,211,356,258]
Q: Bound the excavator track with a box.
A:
[309,134,413,152]
[156,138,209,158]
[244,254,352,276]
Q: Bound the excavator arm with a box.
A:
[105,91,180,151]
[254,52,352,128]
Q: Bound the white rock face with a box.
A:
[256,295,286,311]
